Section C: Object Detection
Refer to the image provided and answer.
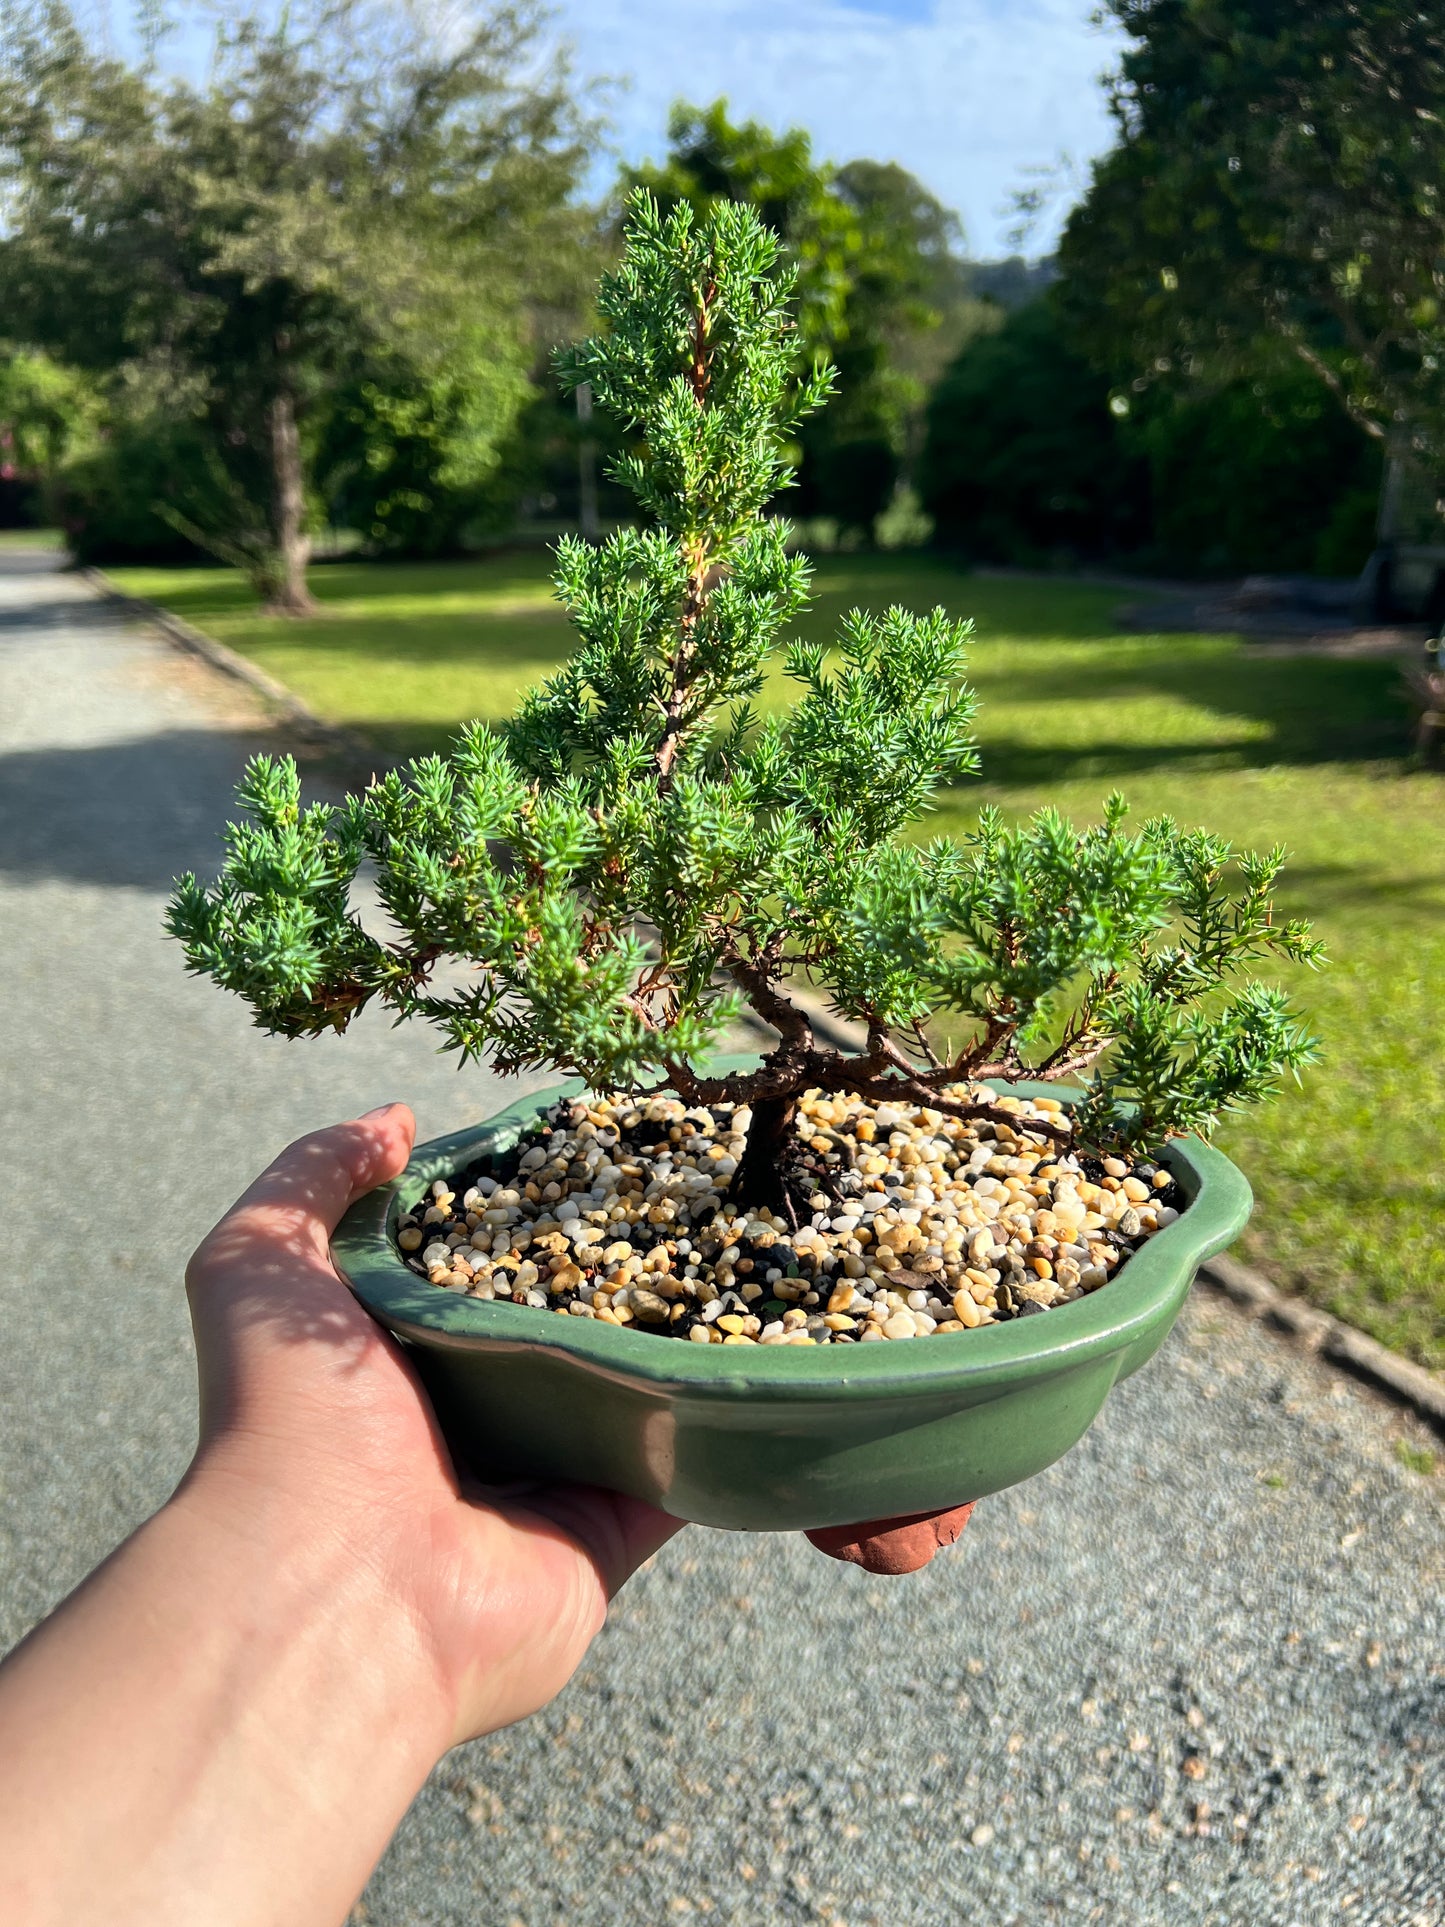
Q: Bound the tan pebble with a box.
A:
[823,1313,856,1331]
[1122,1178,1150,1203]
[688,1323,713,1343]
[827,1283,856,1314]
[722,1333,757,1345]
[629,1289,670,1323]
[951,1291,983,1328]
[1029,1257,1053,1280]
[935,1319,966,1333]
[717,1314,746,1335]
[1103,1157,1128,1178]
[602,1240,632,1264]
[398,1226,424,1252]
[568,1301,595,1317]
[783,1332,816,1345]
[594,1307,622,1324]
[1153,1169,1171,1190]
[883,1313,917,1340]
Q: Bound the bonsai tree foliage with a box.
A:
[169,194,1322,1211]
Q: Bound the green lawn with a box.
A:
[110,551,1445,1369]
[0,527,64,551]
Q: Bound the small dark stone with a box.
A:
[771,1245,797,1270]
[1016,1299,1047,1316]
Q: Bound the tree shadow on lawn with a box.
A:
[969,646,1412,780]
[1267,861,1445,918]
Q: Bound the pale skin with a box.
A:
[0,1103,961,1926]
[0,1104,682,1927]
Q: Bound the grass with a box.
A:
[0,526,64,551]
[109,549,1445,1370]
[1394,1440,1439,1477]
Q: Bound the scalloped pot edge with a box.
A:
[331,1072,1253,1530]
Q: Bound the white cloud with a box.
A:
[550,0,1126,255]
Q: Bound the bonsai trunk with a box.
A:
[263,388,316,617]
[733,1090,801,1216]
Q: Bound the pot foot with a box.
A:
[804,1502,975,1575]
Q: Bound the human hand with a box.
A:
[182,1102,682,1748]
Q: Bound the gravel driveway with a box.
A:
[1,549,1441,1927]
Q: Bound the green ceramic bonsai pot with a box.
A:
[331,1073,1252,1532]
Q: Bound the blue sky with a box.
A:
[89,0,1125,257]
[549,0,1126,254]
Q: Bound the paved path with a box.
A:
[1,549,1442,1927]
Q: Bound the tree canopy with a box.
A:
[1058,1,1445,492]
[0,0,595,604]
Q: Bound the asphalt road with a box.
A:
[1,549,1441,1927]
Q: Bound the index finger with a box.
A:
[189,1103,416,1287]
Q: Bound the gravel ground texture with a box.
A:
[1,550,1442,1927]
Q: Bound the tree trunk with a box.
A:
[264,389,315,616]
[731,1091,801,1216]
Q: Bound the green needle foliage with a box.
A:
[168,191,1324,1191]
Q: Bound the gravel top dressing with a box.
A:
[395,1086,1184,1345]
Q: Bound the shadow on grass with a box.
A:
[111,553,1418,778]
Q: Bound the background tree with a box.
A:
[0,0,595,607]
[920,299,1150,565]
[919,296,1380,575]
[0,347,99,527]
[1057,0,1445,512]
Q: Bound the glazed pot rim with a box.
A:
[331,1064,1252,1403]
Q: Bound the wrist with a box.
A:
[0,1454,456,1927]
[167,1447,459,1767]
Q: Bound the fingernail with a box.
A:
[360,1101,403,1120]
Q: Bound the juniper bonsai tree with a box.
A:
[168,191,1322,1213]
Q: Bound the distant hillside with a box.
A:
[965,256,1057,309]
